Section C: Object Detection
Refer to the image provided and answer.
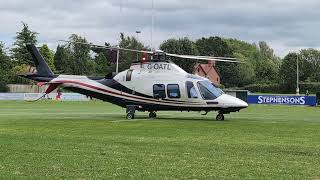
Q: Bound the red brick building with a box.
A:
[193,61,220,85]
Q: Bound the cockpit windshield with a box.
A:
[197,81,224,100]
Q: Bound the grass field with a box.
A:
[0,101,320,179]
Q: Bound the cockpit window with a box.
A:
[213,83,224,95]
[197,81,223,100]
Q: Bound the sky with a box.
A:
[1,0,320,57]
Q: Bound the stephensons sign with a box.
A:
[258,96,305,104]
[247,95,317,106]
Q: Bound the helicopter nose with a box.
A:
[217,94,248,108]
[236,98,248,108]
[230,95,248,108]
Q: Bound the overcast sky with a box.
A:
[1,0,320,57]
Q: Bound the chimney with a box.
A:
[208,60,215,66]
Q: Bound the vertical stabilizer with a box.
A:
[26,44,54,77]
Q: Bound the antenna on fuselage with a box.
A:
[151,0,154,50]
[116,45,120,73]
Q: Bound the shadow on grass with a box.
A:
[107,114,226,122]
[18,112,230,122]
[155,116,221,122]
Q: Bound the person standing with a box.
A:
[56,88,62,101]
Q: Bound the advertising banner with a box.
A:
[247,95,317,106]
[0,93,24,100]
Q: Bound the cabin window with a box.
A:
[186,81,198,98]
[126,69,133,81]
[167,84,181,98]
[153,84,166,99]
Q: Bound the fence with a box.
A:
[0,93,90,101]
[7,84,53,93]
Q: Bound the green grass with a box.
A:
[0,101,320,179]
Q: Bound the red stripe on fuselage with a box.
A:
[54,79,205,106]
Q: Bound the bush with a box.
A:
[237,82,320,94]
[236,83,283,94]
[0,82,8,92]
[217,84,225,89]
[299,82,320,94]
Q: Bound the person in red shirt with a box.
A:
[56,88,62,101]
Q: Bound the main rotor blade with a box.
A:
[191,55,237,60]
[166,53,240,63]
[58,40,153,54]
[117,47,153,54]
[59,40,241,63]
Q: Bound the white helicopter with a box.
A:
[20,42,248,121]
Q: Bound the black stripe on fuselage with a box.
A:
[65,87,244,112]
[96,78,154,99]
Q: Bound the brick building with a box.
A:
[193,61,220,85]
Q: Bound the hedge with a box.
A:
[0,82,9,92]
[238,83,320,94]
[299,82,320,94]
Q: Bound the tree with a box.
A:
[279,53,299,91]
[254,52,279,83]
[195,37,239,87]
[255,41,280,83]
[90,45,115,75]
[10,64,32,84]
[233,52,255,86]
[118,33,147,72]
[39,44,55,71]
[196,37,233,57]
[54,45,69,73]
[0,42,13,84]
[63,34,93,75]
[258,41,276,61]
[299,49,320,81]
[224,38,258,86]
[11,22,38,66]
[224,39,280,85]
[160,37,199,73]
[224,38,258,66]
[94,52,111,75]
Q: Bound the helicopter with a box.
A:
[20,42,248,121]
